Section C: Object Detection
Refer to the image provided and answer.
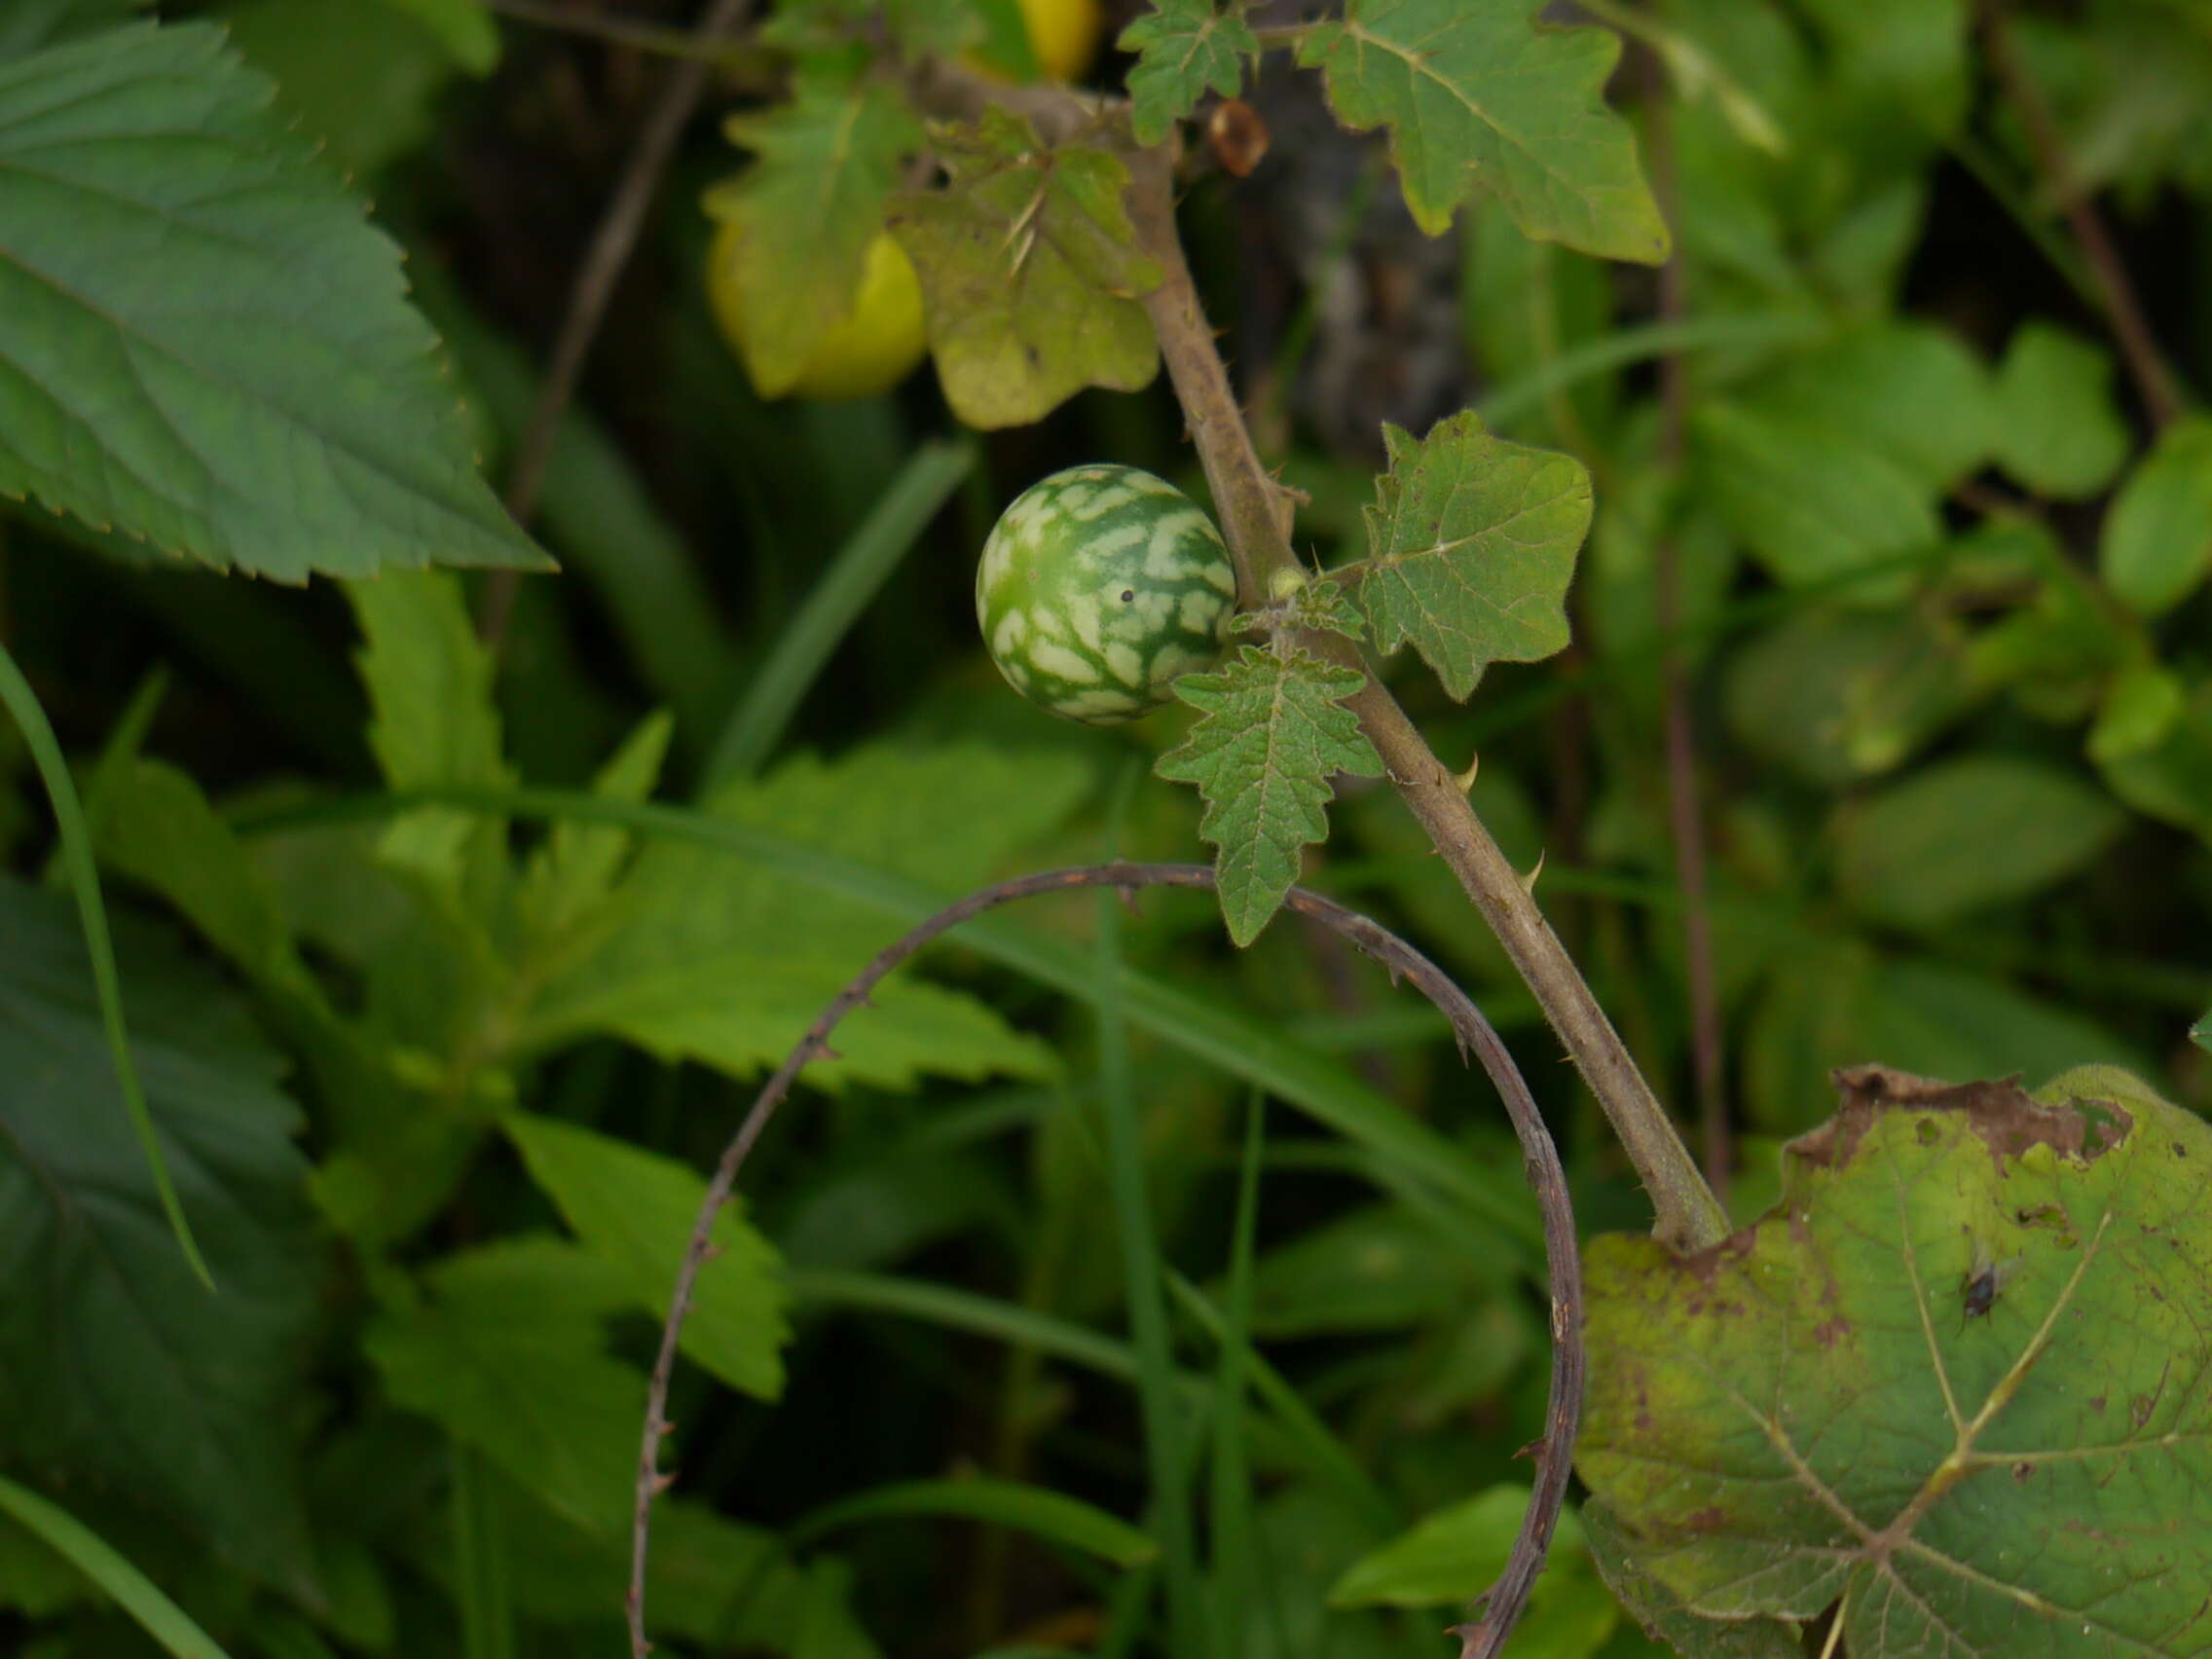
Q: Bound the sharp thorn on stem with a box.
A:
[1519,849,1546,895]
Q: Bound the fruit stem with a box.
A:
[1121,147,1730,1255]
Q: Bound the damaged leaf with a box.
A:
[1579,1063,2212,1657]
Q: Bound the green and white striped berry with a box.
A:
[977,464,1237,725]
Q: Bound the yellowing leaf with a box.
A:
[707,73,922,399]
[1157,647,1381,945]
[1295,0,1669,260]
[890,107,1161,427]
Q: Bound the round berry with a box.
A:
[977,465,1238,724]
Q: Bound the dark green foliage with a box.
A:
[3,2,2210,1657]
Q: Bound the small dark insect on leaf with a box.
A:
[1207,98,1270,177]
[1960,1247,2020,1329]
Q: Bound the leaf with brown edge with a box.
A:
[1579,1063,2212,1658]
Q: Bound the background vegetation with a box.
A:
[2,1,2210,1657]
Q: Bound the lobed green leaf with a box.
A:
[707,73,922,398]
[1157,646,1382,945]
[1295,0,1669,260]
[889,107,1161,426]
[1581,1066,2212,1656]
[1351,412,1589,700]
[502,1112,791,1401]
[362,1235,644,1534]
[1119,0,1257,145]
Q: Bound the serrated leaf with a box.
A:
[525,742,1088,1088]
[1991,324,2132,501]
[1294,575,1367,640]
[1350,412,1588,700]
[0,0,141,60]
[363,1235,644,1533]
[0,22,551,580]
[1119,0,1257,145]
[1580,1066,2212,1657]
[225,0,463,179]
[1294,0,1669,260]
[1832,756,2125,931]
[515,710,673,950]
[1157,647,1382,946]
[0,879,322,1594]
[707,74,922,399]
[502,1113,790,1401]
[889,106,1161,427]
[2101,415,2212,618]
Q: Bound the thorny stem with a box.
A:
[627,865,1584,1659]
[1117,143,1729,1254]
[1639,23,1731,1200]
[478,0,758,650]
[1981,1,2187,429]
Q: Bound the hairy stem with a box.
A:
[1122,150,1729,1254]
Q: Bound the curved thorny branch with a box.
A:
[627,863,1585,1659]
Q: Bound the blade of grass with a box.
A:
[786,1266,1141,1379]
[790,1265,1390,1525]
[1207,1092,1266,1654]
[45,664,168,885]
[232,788,1545,1260]
[1165,1271,1397,1534]
[1095,757,1203,1655]
[1475,311,1828,431]
[701,437,977,788]
[452,1443,514,1659]
[0,641,210,1286]
[0,1473,233,1659]
[788,1478,1158,1567]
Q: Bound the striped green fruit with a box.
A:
[977,465,1237,725]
